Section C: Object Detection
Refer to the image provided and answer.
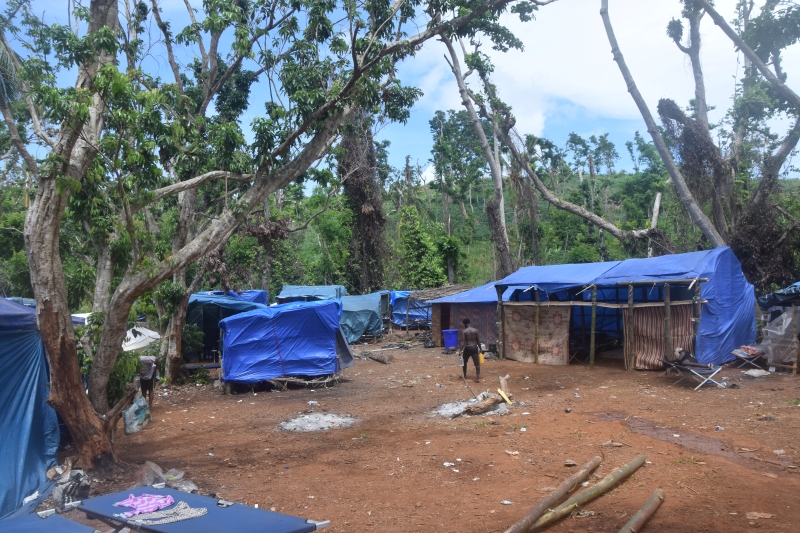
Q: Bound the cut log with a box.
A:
[463,394,502,416]
[368,352,394,364]
[503,456,602,533]
[499,374,511,397]
[618,489,664,533]
[531,455,647,531]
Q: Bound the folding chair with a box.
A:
[730,347,765,369]
[659,359,724,390]
[0,512,100,533]
[77,486,329,533]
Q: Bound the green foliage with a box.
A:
[397,207,446,289]
[181,322,205,354]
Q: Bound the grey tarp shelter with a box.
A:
[276,285,346,305]
[341,293,384,343]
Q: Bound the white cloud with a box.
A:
[397,0,774,140]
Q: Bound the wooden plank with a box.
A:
[664,282,672,360]
[590,286,597,369]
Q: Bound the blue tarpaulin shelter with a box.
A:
[495,247,755,367]
[220,300,353,383]
[187,294,266,353]
[390,291,431,328]
[341,293,383,343]
[0,300,59,520]
[758,281,800,309]
[276,285,346,304]
[592,247,755,366]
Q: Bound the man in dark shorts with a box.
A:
[139,354,157,409]
[459,318,482,383]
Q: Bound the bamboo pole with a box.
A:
[590,286,597,369]
[503,456,602,533]
[664,283,672,360]
[535,290,540,364]
[627,284,634,370]
[531,455,647,531]
[617,489,665,533]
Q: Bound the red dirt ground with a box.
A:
[67,333,800,532]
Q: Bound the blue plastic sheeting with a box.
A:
[78,486,316,533]
[200,290,269,305]
[498,262,621,294]
[593,247,755,365]
[758,281,800,308]
[0,299,38,331]
[390,291,431,327]
[277,285,346,303]
[0,330,59,520]
[341,293,383,343]
[429,282,514,304]
[4,297,36,308]
[220,300,346,383]
[0,513,95,533]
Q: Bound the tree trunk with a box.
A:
[21,0,120,468]
[443,37,514,278]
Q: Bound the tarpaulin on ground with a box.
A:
[341,293,383,343]
[187,294,266,352]
[758,281,800,309]
[390,291,431,327]
[220,300,351,383]
[593,247,755,366]
[497,262,621,295]
[276,285,346,303]
[0,329,59,520]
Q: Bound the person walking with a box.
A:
[459,318,482,383]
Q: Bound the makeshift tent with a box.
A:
[390,291,431,328]
[4,297,36,307]
[429,283,513,348]
[219,300,354,383]
[276,285,346,304]
[496,247,755,368]
[0,300,58,520]
[341,293,383,343]
[186,294,266,355]
[122,327,161,352]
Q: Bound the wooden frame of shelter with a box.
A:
[496,278,709,370]
[404,285,471,334]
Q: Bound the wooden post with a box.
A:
[627,284,634,370]
[535,290,541,364]
[618,489,665,533]
[580,303,586,344]
[693,283,701,353]
[496,285,505,360]
[590,286,597,369]
[664,282,672,360]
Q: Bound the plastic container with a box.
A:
[442,329,459,349]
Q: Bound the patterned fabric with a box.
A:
[623,305,695,370]
[113,493,174,519]
[129,501,208,526]
[503,305,571,365]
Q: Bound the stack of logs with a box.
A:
[504,455,664,533]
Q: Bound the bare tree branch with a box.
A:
[147,171,255,205]
[600,0,725,247]
[696,0,800,111]
[150,0,184,94]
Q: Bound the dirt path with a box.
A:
[81,334,800,532]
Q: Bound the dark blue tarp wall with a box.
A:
[0,298,38,330]
[390,291,431,327]
[341,293,383,343]
[220,300,346,383]
[187,294,266,352]
[0,328,59,520]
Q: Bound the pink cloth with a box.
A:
[114,493,175,519]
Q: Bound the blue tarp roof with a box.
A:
[277,285,346,302]
[200,290,268,305]
[429,282,515,304]
[497,261,622,294]
[0,299,37,331]
[341,293,383,343]
[390,291,431,327]
[219,300,350,383]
